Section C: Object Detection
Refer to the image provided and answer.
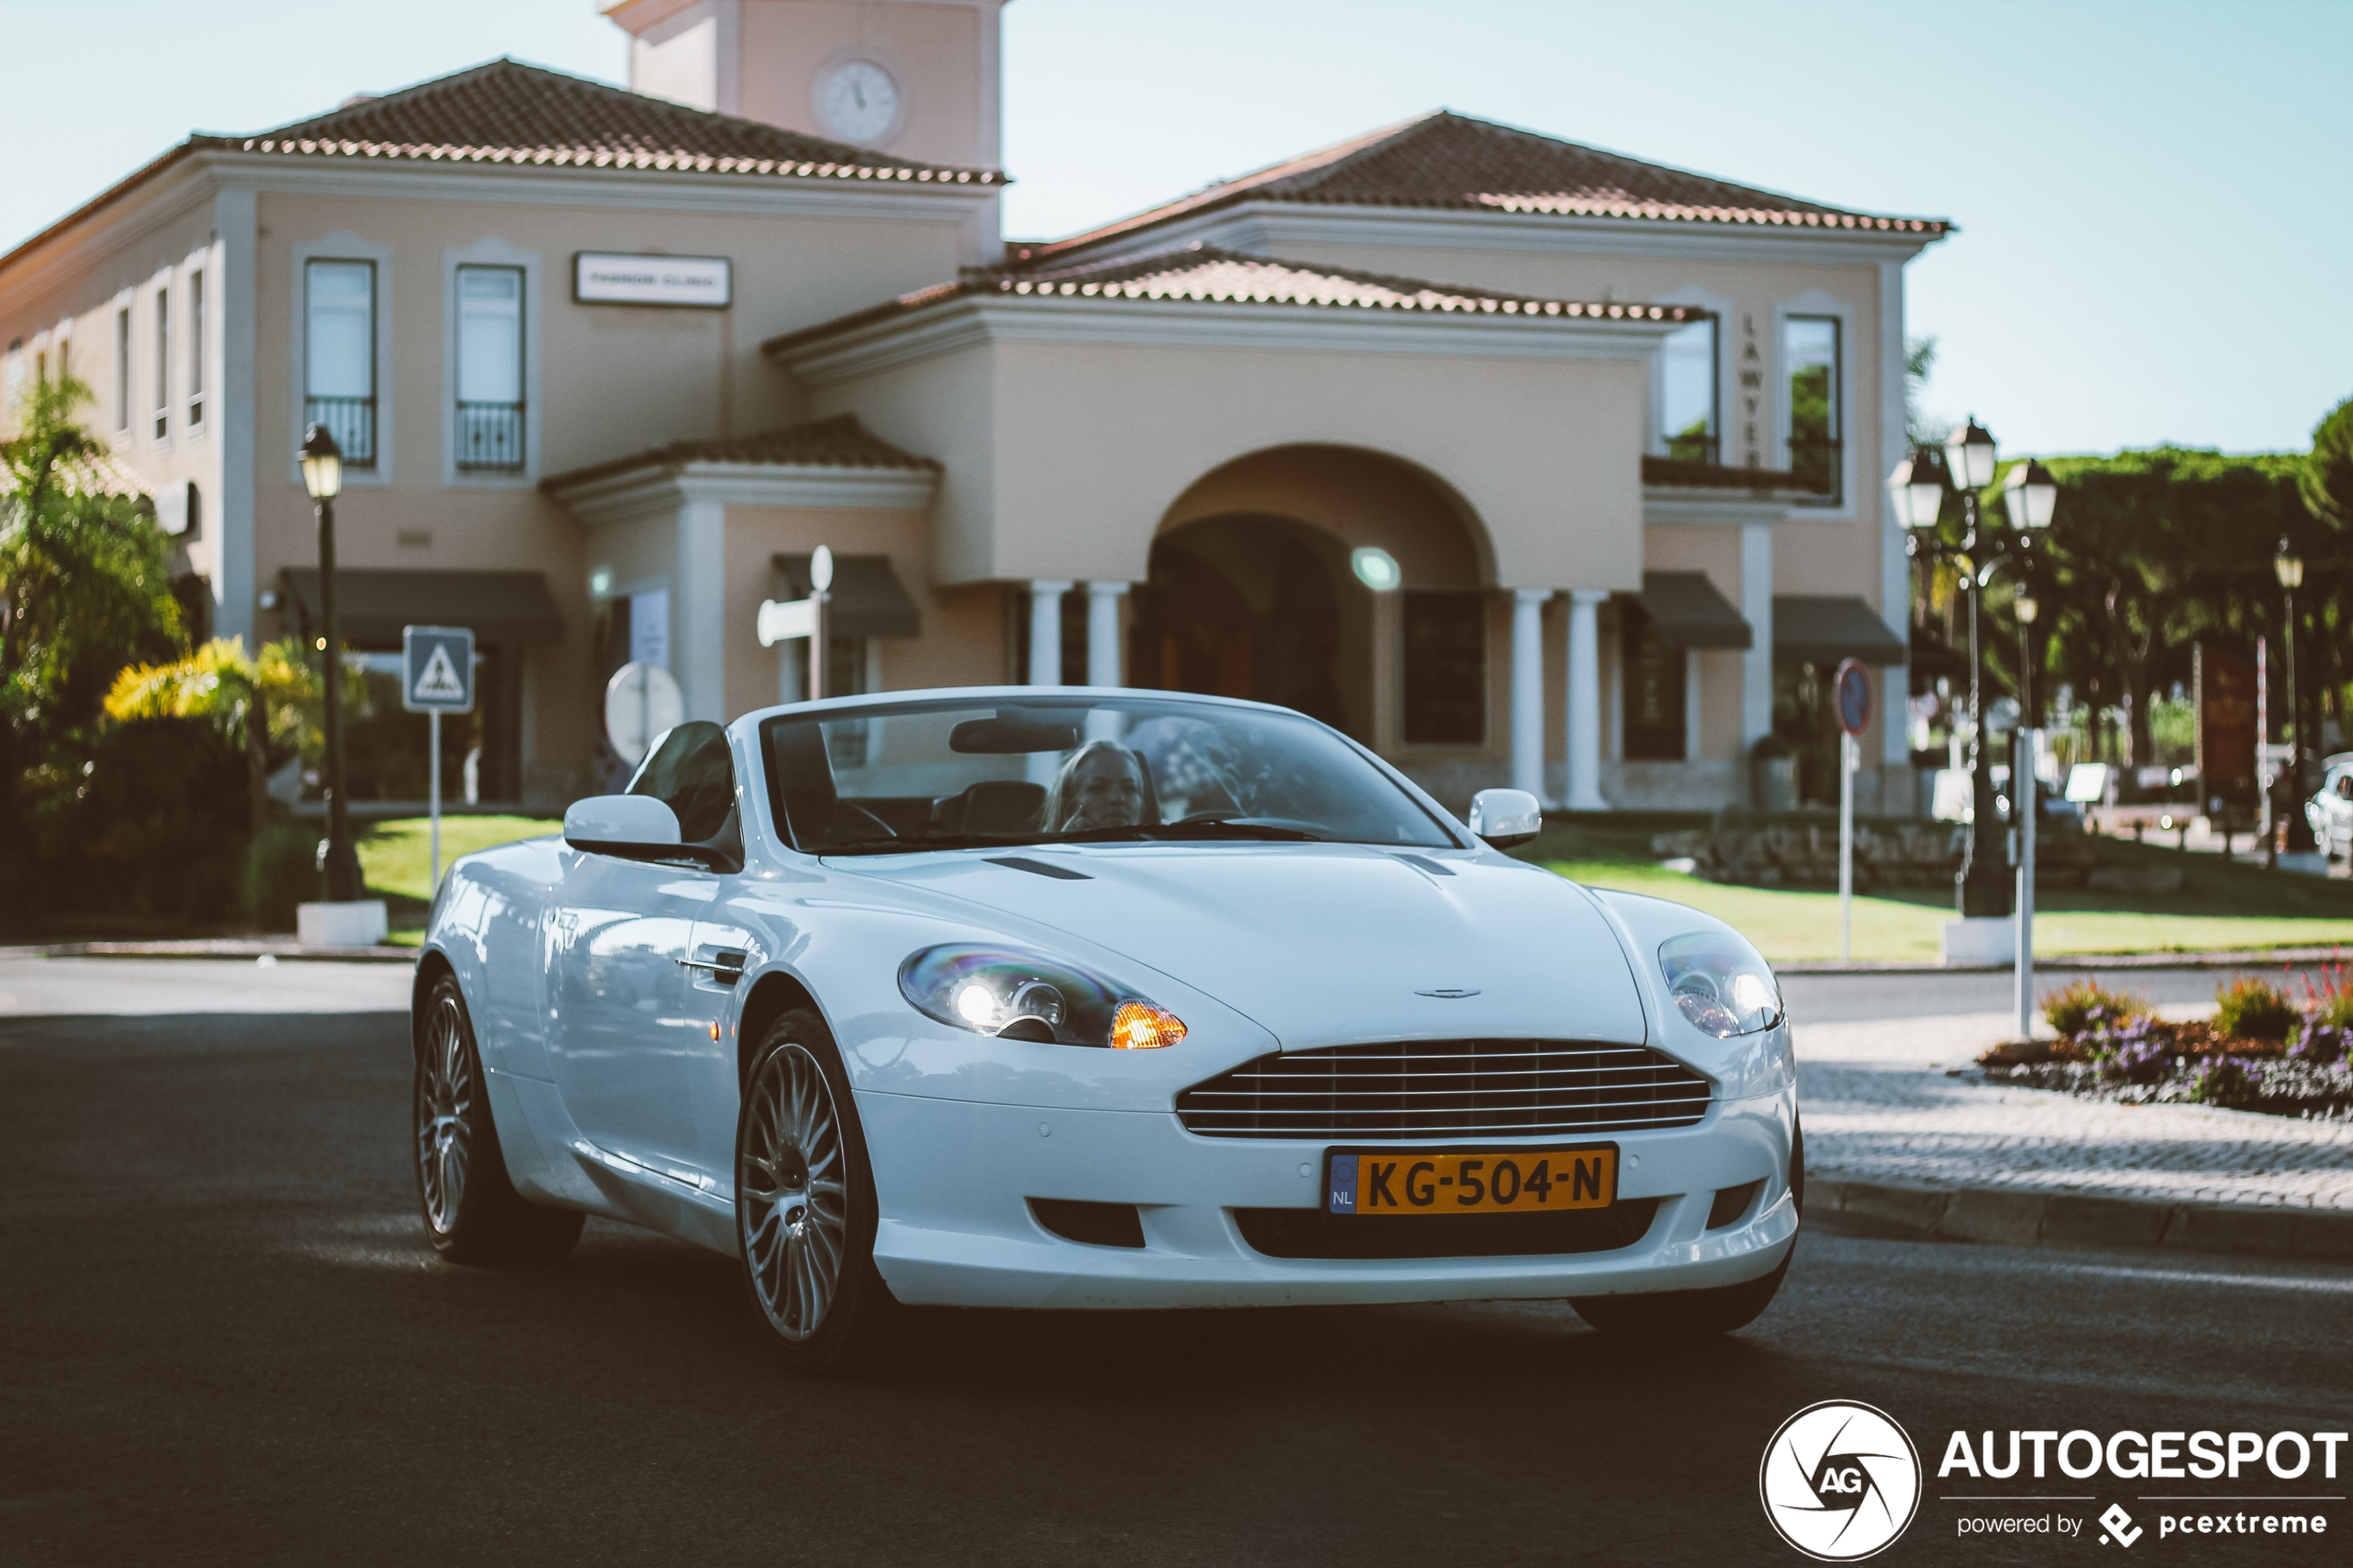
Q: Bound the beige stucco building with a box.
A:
[0,0,1946,815]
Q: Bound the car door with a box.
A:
[547,721,736,1188]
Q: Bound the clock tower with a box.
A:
[603,0,1004,169]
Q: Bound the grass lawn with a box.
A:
[350,811,2353,963]
[1516,815,2353,963]
[359,816,559,945]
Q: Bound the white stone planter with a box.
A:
[297,899,389,947]
[1942,916,2016,966]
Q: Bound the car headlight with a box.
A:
[898,945,1188,1049]
[1658,932,1782,1037]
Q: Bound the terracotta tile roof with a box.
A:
[1021,111,1944,260]
[763,245,1705,358]
[540,414,938,494]
[206,58,1000,185]
[5,57,1001,271]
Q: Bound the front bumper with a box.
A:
[857,1086,1798,1310]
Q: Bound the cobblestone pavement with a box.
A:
[1797,1009,2353,1210]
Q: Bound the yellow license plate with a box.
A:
[1325,1146,1617,1216]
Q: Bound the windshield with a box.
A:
[761,696,1456,855]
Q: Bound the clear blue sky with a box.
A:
[4,0,2345,458]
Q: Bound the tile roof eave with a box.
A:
[1026,187,1951,264]
[191,133,1001,190]
[762,256,1705,363]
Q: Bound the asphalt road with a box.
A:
[4,997,2349,1567]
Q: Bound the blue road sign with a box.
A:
[402,625,476,714]
[1833,658,1871,736]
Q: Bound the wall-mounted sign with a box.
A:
[573,252,732,308]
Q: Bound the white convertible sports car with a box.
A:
[413,688,1800,1374]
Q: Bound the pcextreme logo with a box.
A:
[1760,1400,1924,1561]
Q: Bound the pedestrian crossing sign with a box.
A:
[402,625,476,713]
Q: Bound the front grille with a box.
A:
[1176,1038,1712,1140]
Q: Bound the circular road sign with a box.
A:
[810,544,835,593]
[1833,659,1872,737]
[604,661,686,767]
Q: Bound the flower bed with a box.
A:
[1979,978,2353,1121]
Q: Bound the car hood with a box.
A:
[828,842,1650,1051]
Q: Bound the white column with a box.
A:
[1740,521,1775,750]
[1878,257,1914,772]
[675,496,727,721]
[1565,589,1608,812]
[1085,581,1127,687]
[1510,589,1552,804]
[213,189,257,648]
[1026,580,1071,685]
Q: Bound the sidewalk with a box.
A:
[1798,1008,2353,1261]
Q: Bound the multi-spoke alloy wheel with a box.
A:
[410,973,585,1266]
[735,1008,897,1374]
[740,1043,849,1339]
[417,992,473,1234]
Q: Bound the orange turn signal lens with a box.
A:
[1110,1000,1186,1050]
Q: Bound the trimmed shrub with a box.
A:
[71,717,249,921]
[2043,978,2146,1037]
[2213,977,2299,1043]
[243,822,321,932]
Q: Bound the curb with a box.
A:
[1809,1177,2353,1264]
[1780,947,2351,975]
[0,941,417,965]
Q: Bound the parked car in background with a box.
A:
[411,689,1801,1374]
[2309,753,2353,858]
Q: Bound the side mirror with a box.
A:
[563,794,685,860]
[1467,787,1543,850]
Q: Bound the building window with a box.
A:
[188,270,205,426]
[153,286,170,440]
[306,259,376,467]
[1403,590,1486,745]
[1783,314,1842,501]
[454,264,524,471]
[1620,603,1686,760]
[1659,318,1718,465]
[115,307,132,432]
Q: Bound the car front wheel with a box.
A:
[736,1007,899,1375]
[415,974,585,1265]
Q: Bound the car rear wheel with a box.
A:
[1569,1119,1802,1338]
[415,974,585,1266]
[736,1008,898,1376]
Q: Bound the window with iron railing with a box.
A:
[1659,317,1718,467]
[306,258,376,466]
[1783,314,1842,504]
[455,265,524,471]
[188,270,205,427]
[153,285,170,441]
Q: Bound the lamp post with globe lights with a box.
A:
[1888,424,2057,922]
[300,423,362,903]
[2275,539,2319,859]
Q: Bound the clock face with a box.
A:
[818,59,900,144]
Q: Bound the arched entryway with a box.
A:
[1131,445,1491,747]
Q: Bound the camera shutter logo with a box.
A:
[1758,1400,1922,1561]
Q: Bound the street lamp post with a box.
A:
[2276,539,2317,857]
[1889,428,2057,922]
[301,424,361,903]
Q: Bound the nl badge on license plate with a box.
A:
[1325,1145,1618,1216]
